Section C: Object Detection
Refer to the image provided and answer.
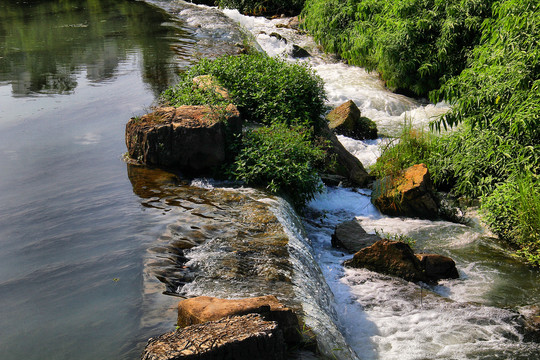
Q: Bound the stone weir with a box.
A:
[127,166,320,358]
[128,165,357,359]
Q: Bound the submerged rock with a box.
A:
[371,163,439,219]
[344,239,459,283]
[269,32,287,43]
[142,313,285,360]
[125,105,241,174]
[177,295,301,345]
[326,100,377,140]
[331,219,381,253]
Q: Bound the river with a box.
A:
[0,1,538,359]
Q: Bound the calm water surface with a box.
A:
[0,0,198,358]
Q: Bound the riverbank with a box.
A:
[137,2,540,359]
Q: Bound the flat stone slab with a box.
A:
[177,295,301,345]
[142,314,285,360]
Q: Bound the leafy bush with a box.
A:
[217,0,305,16]
[433,0,540,147]
[229,123,325,208]
[482,175,540,266]
[370,121,435,179]
[428,0,540,199]
[301,0,494,96]
[428,127,540,198]
[161,54,326,131]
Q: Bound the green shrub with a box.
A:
[482,174,540,266]
[428,127,540,198]
[433,0,540,147]
[161,54,326,131]
[229,123,325,208]
[428,0,540,199]
[217,0,305,16]
[370,121,435,179]
[302,0,494,96]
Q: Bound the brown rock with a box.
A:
[331,219,381,253]
[177,295,301,345]
[320,121,370,187]
[125,105,241,174]
[142,313,285,360]
[371,164,439,219]
[344,239,428,282]
[326,100,377,140]
[416,253,459,281]
[192,75,231,101]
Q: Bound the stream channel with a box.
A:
[0,1,538,359]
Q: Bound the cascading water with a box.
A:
[216,7,540,359]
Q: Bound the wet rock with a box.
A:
[415,253,459,281]
[519,306,540,342]
[192,75,231,101]
[344,239,428,282]
[276,17,301,30]
[326,100,377,140]
[125,105,241,174]
[291,44,310,58]
[344,240,460,283]
[177,295,301,345]
[331,219,381,253]
[371,164,439,219]
[142,313,285,360]
[287,16,300,30]
[269,32,287,43]
[319,121,370,187]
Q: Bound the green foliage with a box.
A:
[374,229,416,249]
[434,0,540,145]
[370,121,435,179]
[302,0,494,96]
[428,0,540,199]
[217,0,305,16]
[161,54,327,131]
[229,123,325,208]
[482,174,540,266]
[428,127,540,198]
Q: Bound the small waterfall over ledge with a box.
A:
[136,2,540,359]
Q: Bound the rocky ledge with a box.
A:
[125,104,242,174]
[142,313,285,360]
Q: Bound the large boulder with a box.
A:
[125,105,241,174]
[142,313,285,360]
[331,219,381,253]
[415,253,459,281]
[177,295,301,345]
[344,239,428,282]
[320,121,370,187]
[326,100,377,140]
[371,163,439,219]
[344,240,459,283]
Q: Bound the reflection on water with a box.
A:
[0,0,192,98]
[0,1,232,359]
